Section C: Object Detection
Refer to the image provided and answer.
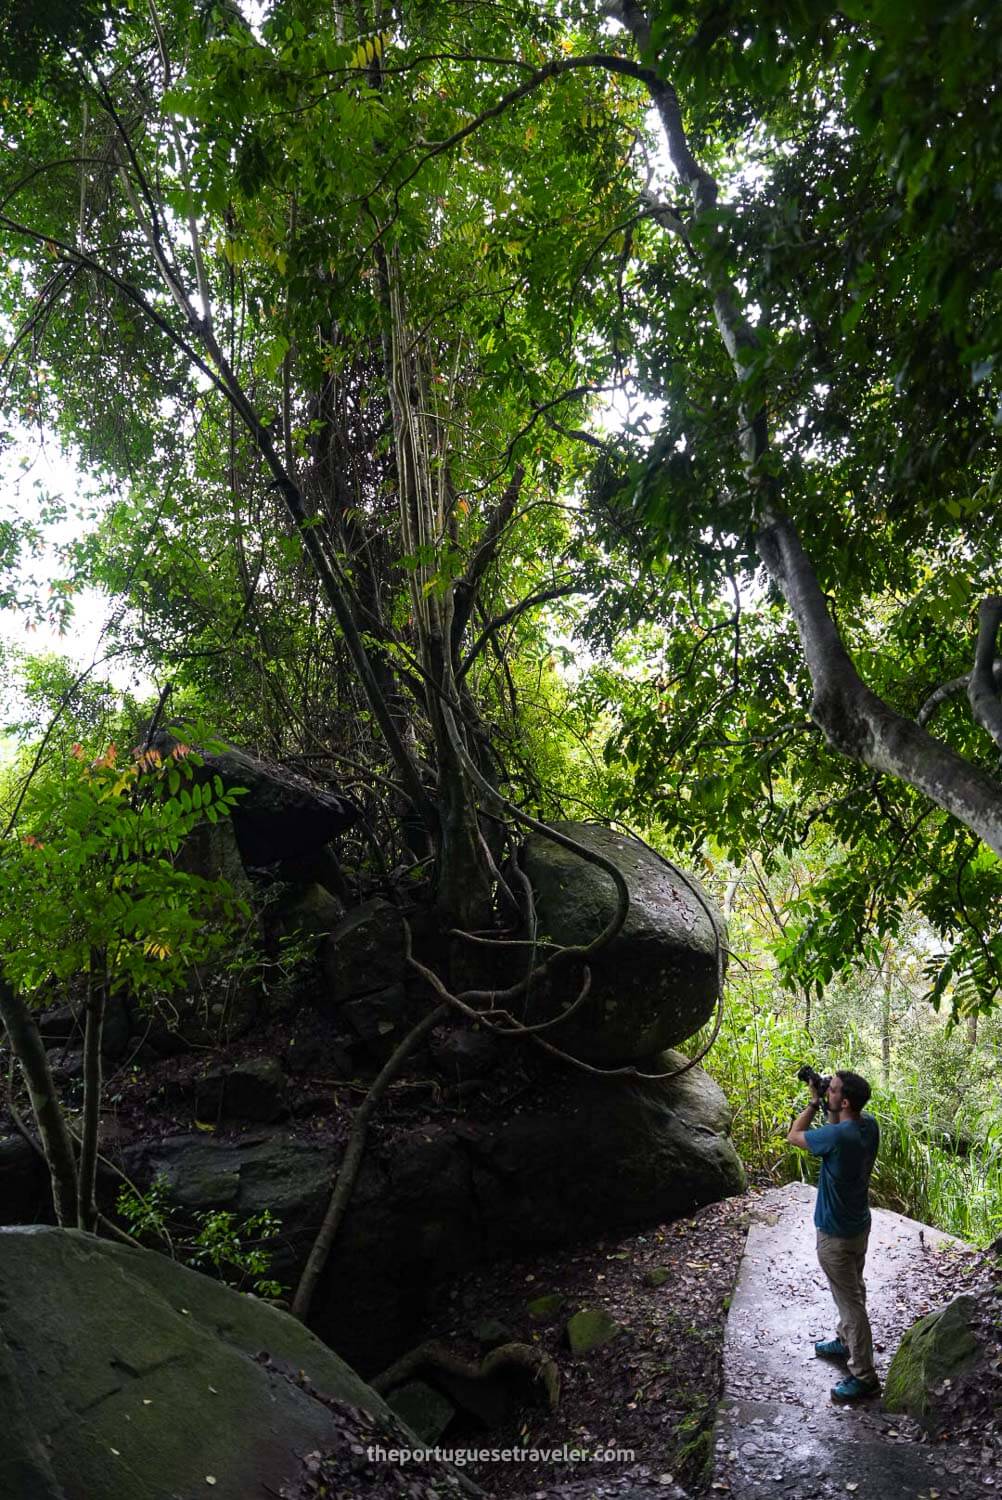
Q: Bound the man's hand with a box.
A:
[787,1095,822,1149]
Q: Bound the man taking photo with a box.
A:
[787,1070,881,1402]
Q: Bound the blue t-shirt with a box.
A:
[804,1114,879,1237]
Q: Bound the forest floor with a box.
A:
[406,1182,999,1500]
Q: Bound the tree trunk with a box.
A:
[881,964,892,1090]
[77,959,107,1233]
[0,975,78,1226]
[617,0,1002,860]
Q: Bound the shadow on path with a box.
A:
[713,1181,984,1500]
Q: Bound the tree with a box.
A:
[0,0,643,936]
[579,0,1002,1012]
[0,736,246,1228]
[0,0,999,1016]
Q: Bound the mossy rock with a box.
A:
[644,1266,671,1288]
[386,1381,456,1444]
[884,1294,982,1422]
[675,1422,713,1486]
[0,1225,414,1500]
[566,1306,624,1355]
[526,1292,564,1322]
[521,822,723,1062]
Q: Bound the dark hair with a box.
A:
[836,1070,871,1111]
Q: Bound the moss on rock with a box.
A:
[884,1293,981,1422]
[566,1306,624,1354]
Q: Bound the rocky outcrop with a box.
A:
[150,731,361,870]
[122,1055,744,1375]
[0,1225,426,1500]
[884,1293,984,1422]
[520,822,723,1063]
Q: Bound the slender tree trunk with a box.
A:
[0,975,78,1226]
[881,963,892,1090]
[77,957,107,1232]
[292,1001,449,1322]
[966,1012,978,1048]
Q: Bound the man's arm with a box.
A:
[787,1096,822,1149]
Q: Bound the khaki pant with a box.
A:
[816,1228,875,1379]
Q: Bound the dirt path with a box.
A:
[713,1182,989,1500]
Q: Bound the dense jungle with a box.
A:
[0,2,1000,1498]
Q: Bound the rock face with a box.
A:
[0,1132,50,1225]
[195,1056,288,1123]
[321,897,407,1002]
[520,822,723,1063]
[0,1225,416,1500]
[123,1057,744,1376]
[884,1293,983,1422]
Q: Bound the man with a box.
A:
[787,1070,881,1402]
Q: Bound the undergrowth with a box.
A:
[685,994,1002,1246]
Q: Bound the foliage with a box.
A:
[0,0,997,965]
[187,1207,284,1300]
[116,1174,285,1298]
[575,0,1002,1012]
[867,1090,1002,1248]
[0,734,248,998]
[684,986,813,1185]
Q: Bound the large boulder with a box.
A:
[0,1224,426,1500]
[884,1293,983,1422]
[521,822,723,1063]
[124,1058,743,1376]
[149,730,360,873]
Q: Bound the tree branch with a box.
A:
[918,658,1002,727]
[968,597,1002,750]
[451,464,525,650]
[290,1002,449,1323]
[758,515,1002,855]
[457,582,577,681]
[614,1,1002,858]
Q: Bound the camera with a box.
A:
[797,1064,832,1112]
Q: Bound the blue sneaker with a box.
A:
[831,1373,881,1403]
[814,1338,849,1360]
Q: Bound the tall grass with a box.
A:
[868,1091,1002,1245]
[688,993,1002,1246]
